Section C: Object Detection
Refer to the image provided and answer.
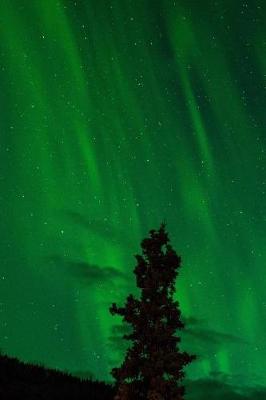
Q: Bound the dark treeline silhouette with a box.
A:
[0,352,115,399]
[1,353,266,400]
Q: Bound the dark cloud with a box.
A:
[183,375,266,400]
[106,322,135,376]
[108,322,133,353]
[65,210,134,249]
[107,315,250,366]
[46,255,127,287]
[176,316,250,361]
[107,315,249,354]
[181,315,249,346]
[106,318,265,398]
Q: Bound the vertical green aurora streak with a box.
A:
[0,0,265,391]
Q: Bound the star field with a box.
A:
[0,1,265,394]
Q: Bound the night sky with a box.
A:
[1,1,266,397]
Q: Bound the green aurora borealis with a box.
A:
[1,0,266,395]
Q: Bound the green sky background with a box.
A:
[0,1,265,397]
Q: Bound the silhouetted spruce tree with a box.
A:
[109,223,197,400]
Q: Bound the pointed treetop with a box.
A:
[141,222,169,258]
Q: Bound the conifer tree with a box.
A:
[109,223,197,400]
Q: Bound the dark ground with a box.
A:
[0,353,116,399]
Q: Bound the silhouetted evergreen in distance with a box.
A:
[109,223,197,400]
[0,352,115,399]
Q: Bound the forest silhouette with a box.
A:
[1,225,265,399]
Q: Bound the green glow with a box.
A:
[0,1,265,392]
